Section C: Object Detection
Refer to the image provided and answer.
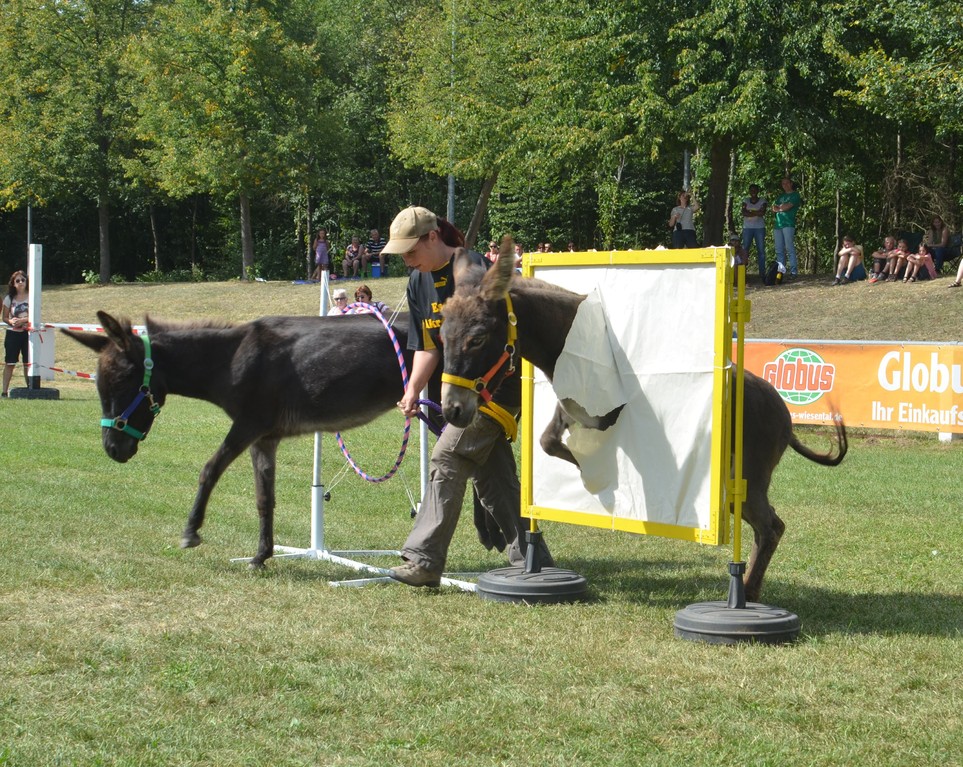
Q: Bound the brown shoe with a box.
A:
[389,561,442,587]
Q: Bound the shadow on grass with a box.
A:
[566,555,963,637]
[211,548,962,638]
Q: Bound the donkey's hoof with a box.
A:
[181,532,202,549]
[248,560,266,571]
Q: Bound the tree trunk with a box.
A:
[465,170,499,249]
[98,196,111,283]
[702,136,732,246]
[725,147,737,236]
[240,193,255,280]
[191,196,198,269]
[833,186,841,275]
[599,155,627,249]
[304,190,313,279]
[150,203,161,272]
[894,131,904,231]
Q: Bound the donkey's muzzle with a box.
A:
[103,431,138,463]
[441,383,478,428]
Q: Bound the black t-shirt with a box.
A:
[407,249,520,408]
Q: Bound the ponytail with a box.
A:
[436,218,466,248]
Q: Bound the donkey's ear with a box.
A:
[453,248,485,291]
[61,328,109,353]
[481,235,515,301]
[96,310,135,353]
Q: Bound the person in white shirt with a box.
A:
[741,184,768,279]
[668,191,699,248]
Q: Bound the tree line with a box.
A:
[0,0,959,284]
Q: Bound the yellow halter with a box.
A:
[441,292,519,441]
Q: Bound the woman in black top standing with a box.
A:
[2,270,29,397]
[381,206,549,586]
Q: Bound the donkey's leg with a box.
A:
[182,429,251,549]
[248,437,280,569]
[740,482,785,603]
[539,404,580,467]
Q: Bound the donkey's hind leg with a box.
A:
[248,437,280,569]
[539,403,579,467]
[740,484,785,603]
[182,432,249,549]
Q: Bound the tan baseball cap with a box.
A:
[381,206,438,254]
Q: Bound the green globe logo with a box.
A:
[761,348,835,405]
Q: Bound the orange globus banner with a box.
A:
[741,341,963,433]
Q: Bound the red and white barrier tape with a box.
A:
[26,362,95,380]
[1,321,146,333]
[1,321,146,381]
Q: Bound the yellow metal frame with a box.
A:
[520,248,743,548]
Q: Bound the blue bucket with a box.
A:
[371,263,381,278]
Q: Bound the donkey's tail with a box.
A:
[790,418,848,466]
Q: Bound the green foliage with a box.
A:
[830,0,963,132]
[0,0,151,280]
[0,0,961,282]
[129,1,322,199]
[136,265,207,284]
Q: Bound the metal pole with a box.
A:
[447,175,455,223]
[447,0,456,223]
[310,269,331,552]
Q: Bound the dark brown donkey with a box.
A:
[65,310,413,567]
[439,241,847,601]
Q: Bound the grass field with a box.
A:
[1,273,961,766]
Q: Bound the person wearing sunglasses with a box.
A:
[353,284,389,314]
[2,271,29,397]
[327,288,349,315]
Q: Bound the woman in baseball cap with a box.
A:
[383,206,551,586]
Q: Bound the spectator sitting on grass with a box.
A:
[905,242,937,282]
[886,238,911,282]
[947,247,963,287]
[869,236,897,283]
[833,236,866,284]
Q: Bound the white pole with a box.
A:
[310,270,331,552]
[27,245,43,389]
[419,388,429,507]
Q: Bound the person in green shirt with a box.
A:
[772,177,802,277]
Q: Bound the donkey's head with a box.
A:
[63,311,165,463]
[440,237,517,427]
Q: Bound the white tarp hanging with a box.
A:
[529,262,718,531]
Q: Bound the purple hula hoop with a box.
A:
[335,304,410,483]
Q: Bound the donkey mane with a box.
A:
[146,315,238,333]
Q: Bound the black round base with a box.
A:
[8,387,60,400]
[476,566,589,604]
[674,600,800,645]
